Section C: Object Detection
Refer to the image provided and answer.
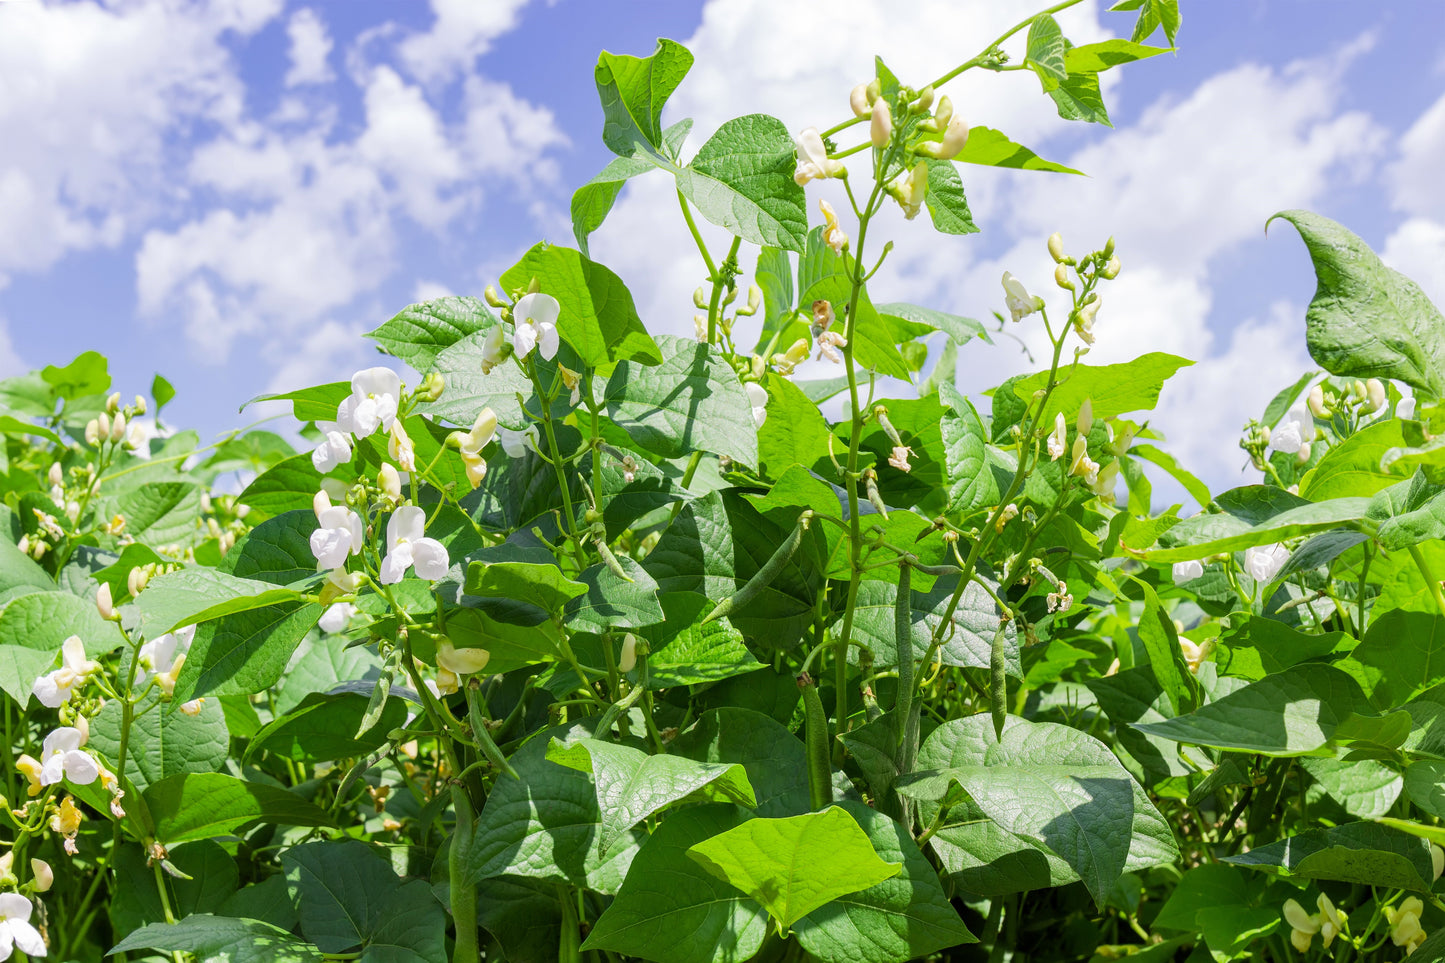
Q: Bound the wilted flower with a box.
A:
[558,364,583,407]
[793,127,846,185]
[775,338,810,375]
[32,636,99,709]
[1173,560,1204,583]
[1073,296,1101,344]
[1002,272,1042,323]
[388,419,416,473]
[820,200,848,254]
[513,292,561,361]
[311,430,352,473]
[811,299,836,337]
[995,503,1019,533]
[746,382,769,428]
[816,330,847,364]
[888,446,913,472]
[1244,543,1289,584]
[1069,436,1100,486]
[336,367,401,438]
[1047,581,1073,613]
[51,795,83,853]
[379,506,449,585]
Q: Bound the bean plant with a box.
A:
[6,1,1445,961]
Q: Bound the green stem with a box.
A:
[1409,543,1445,619]
[928,0,1087,89]
[675,191,718,281]
[449,784,480,963]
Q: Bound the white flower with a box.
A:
[0,893,47,960]
[1002,272,1042,323]
[819,200,848,254]
[479,326,506,374]
[745,382,768,428]
[1172,560,1205,582]
[498,425,536,458]
[1365,378,1386,413]
[311,429,352,473]
[319,602,356,634]
[1047,412,1067,461]
[139,624,195,695]
[455,407,498,489]
[1074,296,1101,344]
[793,127,845,185]
[512,292,560,361]
[38,726,99,787]
[1244,542,1290,583]
[816,330,847,364]
[887,160,929,219]
[335,367,401,438]
[1069,436,1100,486]
[309,490,364,571]
[32,636,98,708]
[1268,408,1311,455]
[388,420,415,473]
[1399,396,1417,420]
[437,639,490,675]
[379,506,450,585]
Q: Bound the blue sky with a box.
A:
[0,0,1442,502]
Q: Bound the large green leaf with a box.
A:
[1303,757,1402,819]
[110,916,322,963]
[877,302,988,347]
[677,113,809,252]
[1048,71,1111,126]
[637,593,762,688]
[248,692,406,764]
[604,334,758,465]
[238,452,326,518]
[570,117,693,256]
[0,589,124,703]
[467,722,644,893]
[1025,13,1066,87]
[844,574,1021,678]
[1139,496,1371,563]
[686,807,902,931]
[1299,418,1408,499]
[756,374,833,479]
[467,560,587,615]
[108,481,202,548]
[1133,663,1366,755]
[365,296,493,373]
[1270,210,1445,397]
[1367,473,1445,551]
[1224,821,1436,892]
[939,383,1007,517]
[143,772,331,845]
[283,839,445,960]
[1151,864,1278,960]
[921,160,977,235]
[672,708,812,818]
[583,805,769,963]
[242,381,348,424]
[797,228,910,380]
[547,736,756,852]
[423,328,534,429]
[955,126,1082,175]
[595,38,693,160]
[90,694,230,793]
[172,598,323,702]
[137,567,310,637]
[500,242,662,367]
[1011,352,1192,423]
[1336,609,1445,709]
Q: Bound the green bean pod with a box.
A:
[703,511,810,624]
[466,683,519,780]
[990,618,1009,740]
[800,674,832,811]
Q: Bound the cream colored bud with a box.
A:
[1307,384,1327,418]
[379,463,402,500]
[128,566,148,597]
[1432,844,1444,881]
[1351,380,1368,402]
[693,286,708,309]
[934,116,968,160]
[97,412,112,442]
[1054,264,1074,290]
[437,640,491,676]
[738,284,762,317]
[84,418,100,446]
[618,633,639,673]
[1076,398,1094,437]
[106,392,121,414]
[134,395,147,415]
[312,488,332,521]
[1366,378,1386,413]
[110,412,127,443]
[1101,256,1121,280]
[850,83,870,117]
[97,582,117,621]
[1048,232,1065,263]
[911,85,934,113]
[30,858,53,893]
[48,462,63,487]
[865,80,880,105]
[1296,441,1312,465]
[933,94,953,130]
[870,100,892,148]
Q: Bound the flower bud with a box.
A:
[849,83,870,118]
[1054,264,1074,290]
[933,94,953,130]
[418,371,445,402]
[1296,441,1312,465]
[1076,398,1093,437]
[30,858,52,893]
[911,85,934,113]
[106,391,121,414]
[693,286,708,309]
[618,633,638,673]
[1365,378,1386,413]
[736,284,762,317]
[437,639,491,676]
[865,80,880,105]
[1101,256,1121,280]
[96,582,117,621]
[934,116,968,160]
[134,394,147,415]
[48,462,63,487]
[1048,232,1065,263]
[1306,384,1327,418]
[84,418,100,446]
[484,285,506,308]
[110,412,127,443]
[1102,236,1116,259]
[379,463,402,500]
[128,565,149,597]
[97,412,111,442]
[870,100,892,148]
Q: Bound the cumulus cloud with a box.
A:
[399,0,532,86]
[1380,91,1445,312]
[285,7,334,87]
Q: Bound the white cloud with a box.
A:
[399,0,531,86]
[1389,91,1445,221]
[0,316,25,379]
[285,7,334,87]
[261,320,370,395]
[412,280,455,302]
[1381,217,1445,310]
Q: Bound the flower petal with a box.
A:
[9,919,45,957]
[411,538,450,581]
[63,749,100,785]
[515,292,560,327]
[538,322,560,361]
[379,546,413,585]
[388,505,426,548]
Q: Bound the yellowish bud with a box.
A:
[1048,232,1065,262]
[850,83,870,118]
[1054,264,1074,290]
[870,100,892,148]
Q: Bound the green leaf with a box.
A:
[238,452,326,518]
[109,841,240,937]
[248,692,406,764]
[275,632,383,715]
[172,598,323,702]
[108,482,202,549]
[922,160,978,235]
[467,722,645,893]
[757,374,833,479]
[673,708,813,818]
[583,805,770,963]
[0,589,124,703]
[1367,473,1445,551]
[571,149,661,258]
[1336,609,1445,709]
[902,718,1151,906]
[501,242,663,367]
[467,560,587,614]
[547,736,756,852]
[793,801,976,962]
[595,38,694,159]
[1304,757,1402,819]
[445,606,563,674]
[1123,0,1182,46]
[604,334,758,465]
[42,350,110,400]
[564,555,665,634]
[284,839,446,959]
[1130,444,1212,509]
[956,126,1083,175]
[1140,496,1371,563]
[143,772,331,845]
[0,537,55,604]
[1065,39,1170,72]
[242,381,349,423]
[686,807,902,931]
[1224,821,1435,892]
[0,414,60,445]
[637,593,762,688]
[1300,419,1409,499]
[1134,579,1193,716]
[90,694,230,793]
[1151,865,1277,959]
[224,510,323,587]
[940,384,1006,517]
[752,245,796,350]
[678,114,809,252]
[423,329,534,430]
[366,296,494,373]
[797,228,910,380]
[1086,668,1191,785]
[1133,663,1366,755]
[110,915,322,963]
[151,372,176,413]
[1049,71,1112,126]
[877,302,988,347]
[137,567,309,637]
[1270,210,1445,397]
[1025,14,1067,88]
[1012,352,1192,423]
[844,575,1022,678]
